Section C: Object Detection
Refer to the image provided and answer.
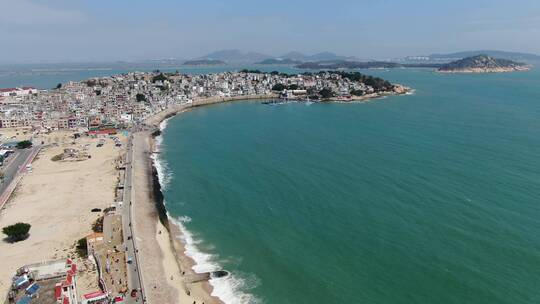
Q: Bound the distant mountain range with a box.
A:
[403,50,540,63]
[182,59,226,66]
[277,51,362,62]
[195,49,364,64]
[256,58,303,65]
[295,54,533,72]
[195,50,273,63]
[191,49,540,66]
[296,60,442,70]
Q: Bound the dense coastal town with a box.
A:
[0,71,408,130]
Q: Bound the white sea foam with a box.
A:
[151,151,171,190]
[151,118,172,189]
[151,154,171,190]
[405,89,416,95]
[154,117,168,150]
[152,119,259,304]
[159,116,169,132]
[177,215,192,223]
[209,272,261,304]
[171,216,261,304]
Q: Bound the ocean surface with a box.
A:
[155,68,540,304]
[4,63,539,303]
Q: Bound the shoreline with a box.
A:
[135,94,279,304]
[131,129,221,304]
[150,127,224,303]
[144,94,279,127]
[327,86,412,102]
[135,91,411,303]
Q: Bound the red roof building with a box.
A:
[81,291,108,304]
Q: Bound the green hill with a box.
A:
[438,55,530,73]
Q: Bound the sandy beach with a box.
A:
[136,90,415,303]
[0,93,350,304]
[131,131,221,304]
[0,92,399,303]
[0,94,274,304]
[133,94,280,304]
[0,131,125,297]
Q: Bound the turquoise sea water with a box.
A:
[158,69,540,304]
[4,62,538,303]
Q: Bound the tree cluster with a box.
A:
[271,83,302,92]
[76,238,88,258]
[3,223,31,242]
[319,88,335,99]
[17,140,32,149]
[152,73,168,83]
[240,69,263,74]
[92,216,104,233]
[350,89,365,96]
[335,71,393,92]
[136,93,147,102]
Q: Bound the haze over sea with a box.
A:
[156,68,540,303]
[0,63,299,89]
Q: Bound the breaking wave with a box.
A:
[152,117,260,304]
[170,216,261,304]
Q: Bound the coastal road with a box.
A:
[121,134,146,303]
[0,146,40,211]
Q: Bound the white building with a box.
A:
[0,87,38,97]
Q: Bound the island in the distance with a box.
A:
[182,59,226,66]
[256,58,303,65]
[438,55,531,73]
[296,61,441,69]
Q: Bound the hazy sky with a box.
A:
[1,0,540,63]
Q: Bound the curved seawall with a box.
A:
[139,95,280,304]
[151,117,258,304]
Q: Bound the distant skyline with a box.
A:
[1,0,540,64]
